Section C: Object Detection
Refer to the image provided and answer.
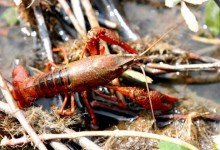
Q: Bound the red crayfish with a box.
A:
[12,27,177,127]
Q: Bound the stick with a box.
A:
[192,35,220,45]
[0,73,47,150]
[33,5,54,63]
[0,101,12,115]
[64,128,102,150]
[71,0,86,32]
[49,141,69,150]
[97,16,118,29]
[1,130,198,150]
[81,0,99,27]
[147,62,220,71]
[58,0,86,37]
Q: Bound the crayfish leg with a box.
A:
[44,61,58,73]
[52,93,75,116]
[53,47,69,64]
[81,90,98,129]
[100,46,105,55]
[94,90,127,109]
[80,47,87,58]
[95,27,138,54]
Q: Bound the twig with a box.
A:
[172,48,220,63]
[1,130,198,150]
[185,73,220,84]
[81,0,99,27]
[64,128,103,150]
[140,65,157,130]
[0,101,12,115]
[0,73,47,150]
[96,14,118,29]
[192,35,220,45]
[143,66,168,75]
[147,62,220,71]
[58,0,86,37]
[33,5,54,62]
[49,141,69,150]
[71,0,86,32]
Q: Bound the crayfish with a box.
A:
[12,27,177,128]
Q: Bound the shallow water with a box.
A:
[123,1,220,106]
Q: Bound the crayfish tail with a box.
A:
[12,65,33,109]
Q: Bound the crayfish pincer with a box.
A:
[12,54,137,109]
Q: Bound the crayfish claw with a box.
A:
[160,93,178,103]
[134,90,177,111]
[108,86,177,111]
[85,27,138,56]
[149,91,177,111]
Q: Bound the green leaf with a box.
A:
[0,7,18,26]
[205,0,220,36]
[158,140,189,150]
